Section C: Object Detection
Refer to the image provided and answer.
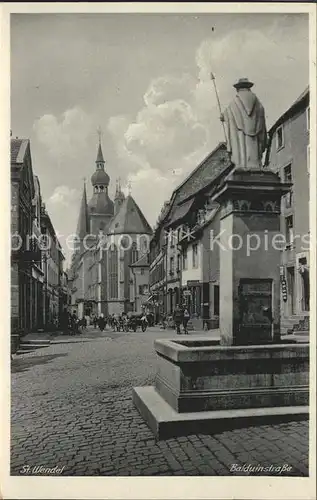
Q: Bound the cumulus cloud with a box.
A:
[126,167,178,228]
[107,22,308,225]
[194,27,308,125]
[48,185,80,208]
[143,74,196,107]
[108,75,209,179]
[33,106,94,166]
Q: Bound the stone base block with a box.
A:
[133,386,309,440]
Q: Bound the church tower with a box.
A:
[114,178,125,215]
[75,180,89,252]
[87,136,114,235]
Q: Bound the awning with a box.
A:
[167,198,195,227]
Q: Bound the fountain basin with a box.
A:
[132,336,309,439]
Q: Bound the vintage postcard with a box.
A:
[0,2,316,500]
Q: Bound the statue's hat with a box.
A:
[233,78,254,89]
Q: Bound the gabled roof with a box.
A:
[107,195,152,235]
[163,142,231,228]
[130,253,149,268]
[11,138,29,164]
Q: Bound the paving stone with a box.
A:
[11,327,309,477]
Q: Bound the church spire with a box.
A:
[114,177,125,215]
[96,143,104,164]
[96,126,105,165]
[76,180,89,239]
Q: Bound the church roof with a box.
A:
[91,169,110,186]
[107,195,152,235]
[88,191,114,215]
[11,138,29,164]
[76,184,89,239]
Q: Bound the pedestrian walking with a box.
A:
[81,316,87,332]
[98,314,106,332]
[71,311,78,335]
[92,315,98,329]
[183,307,190,334]
[173,304,184,335]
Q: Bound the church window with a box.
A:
[130,242,138,264]
[120,235,132,249]
[108,245,118,299]
[99,185,104,191]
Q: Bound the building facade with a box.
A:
[11,139,43,341]
[265,88,310,335]
[68,141,152,318]
[11,137,66,349]
[40,206,65,330]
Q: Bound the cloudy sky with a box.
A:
[11,12,309,265]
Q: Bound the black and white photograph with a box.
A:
[1,2,316,499]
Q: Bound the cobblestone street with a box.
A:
[11,327,309,477]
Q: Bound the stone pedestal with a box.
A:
[213,170,290,346]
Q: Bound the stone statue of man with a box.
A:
[221,78,267,169]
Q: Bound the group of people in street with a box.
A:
[172,304,190,335]
[66,305,190,336]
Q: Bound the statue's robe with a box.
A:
[223,89,267,169]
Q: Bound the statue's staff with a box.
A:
[210,72,227,144]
